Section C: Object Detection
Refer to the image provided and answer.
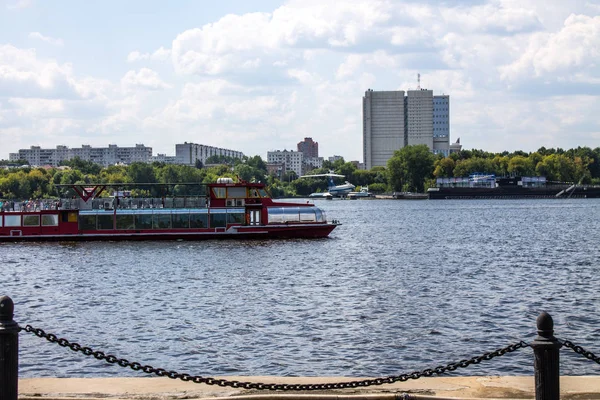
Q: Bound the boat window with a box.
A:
[282,208,300,222]
[4,215,20,227]
[227,187,246,198]
[210,212,226,228]
[97,214,113,230]
[190,213,208,228]
[267,207,285,223]
[259,189,269,198]
[135,214,153,229]
[23,215,40,226]
[212,187,226,198]
[227,212,244,224]
[116,214,135,230]
[0,216,2,227]
[315,208,325,222]
[153,213,171,229]
[42,214,59,226]
[172,213,189,229]
[299,207,317,222]
[248,188,260,198]
[79,215,96,230]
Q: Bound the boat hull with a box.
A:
[0,223,337,242]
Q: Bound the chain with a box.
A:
[561,339,600,364]
[20,324,528,391]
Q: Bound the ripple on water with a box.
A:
[4,199,600,377]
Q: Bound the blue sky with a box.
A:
[1,0,599,162]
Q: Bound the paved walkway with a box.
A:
[17,376,600,399]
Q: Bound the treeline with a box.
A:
[1,146,599,199]
[387,145,600,193]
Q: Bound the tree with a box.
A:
[59,157,102,175]
[433,157,456,177]
[387,145,435,192]
[507,155,535,176]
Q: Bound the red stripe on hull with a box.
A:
[0,224,337,242]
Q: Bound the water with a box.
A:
[3,198,600,378]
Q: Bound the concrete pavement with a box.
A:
[17,376,600,400]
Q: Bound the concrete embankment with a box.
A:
[18,376,600,399]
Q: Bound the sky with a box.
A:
[0,0,599,162]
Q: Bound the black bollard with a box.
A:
[0,295,19,400]
[531,311,562,400]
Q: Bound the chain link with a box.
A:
[561,339,600,364]
[20,324,528,391]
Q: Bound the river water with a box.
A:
[3,198,600,378]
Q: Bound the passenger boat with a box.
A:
[428,174,600,199]
[0,178,340,241]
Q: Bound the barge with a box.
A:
[428,175,600,199]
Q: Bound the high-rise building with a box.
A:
[297,137,319,158]
[362,88,459,169]
[407,89,433,148]
[363,90,406,170]
[433,94,450,156]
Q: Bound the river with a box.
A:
[3,198,600,378]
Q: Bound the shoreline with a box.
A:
[17,376,600,399]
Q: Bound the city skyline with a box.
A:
[1,1,599,161]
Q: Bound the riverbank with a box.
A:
[18,376,600,399]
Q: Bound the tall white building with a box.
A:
[362,88,459,169]
[363,90,406,170]
[407,89,433,148]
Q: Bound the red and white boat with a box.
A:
[0,178,339,241]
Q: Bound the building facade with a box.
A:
[433,94,450,156]
[267,150,304,177]
[175,142,244,166]
[297,137,319,158]
[363,89,459,169]
[363,90,406,170]
[9,144,153,167]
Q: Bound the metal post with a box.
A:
[0,295,19,400]
[531,311,562,400]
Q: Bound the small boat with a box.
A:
[347,186,373,199]
[0,178,340,241]
[308,192,333,200]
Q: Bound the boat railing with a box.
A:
[57,197,208,211]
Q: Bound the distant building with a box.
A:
[151,154,179,164]
[175,142,244,166]
[267,150,304,177]
[328,155,344,163]
[9,144,152,167]
[362,88,460,169]
[297,137,319,158]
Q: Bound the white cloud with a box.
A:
[29,32,64,46]
[121,68,172,91]
[127,47,171,63]
[500,14,600,83]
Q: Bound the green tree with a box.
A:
[387,145,435,192]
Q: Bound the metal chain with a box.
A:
[20,324,528,391]
[561,339,600,364]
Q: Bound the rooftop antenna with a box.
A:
[417,73,421,90]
